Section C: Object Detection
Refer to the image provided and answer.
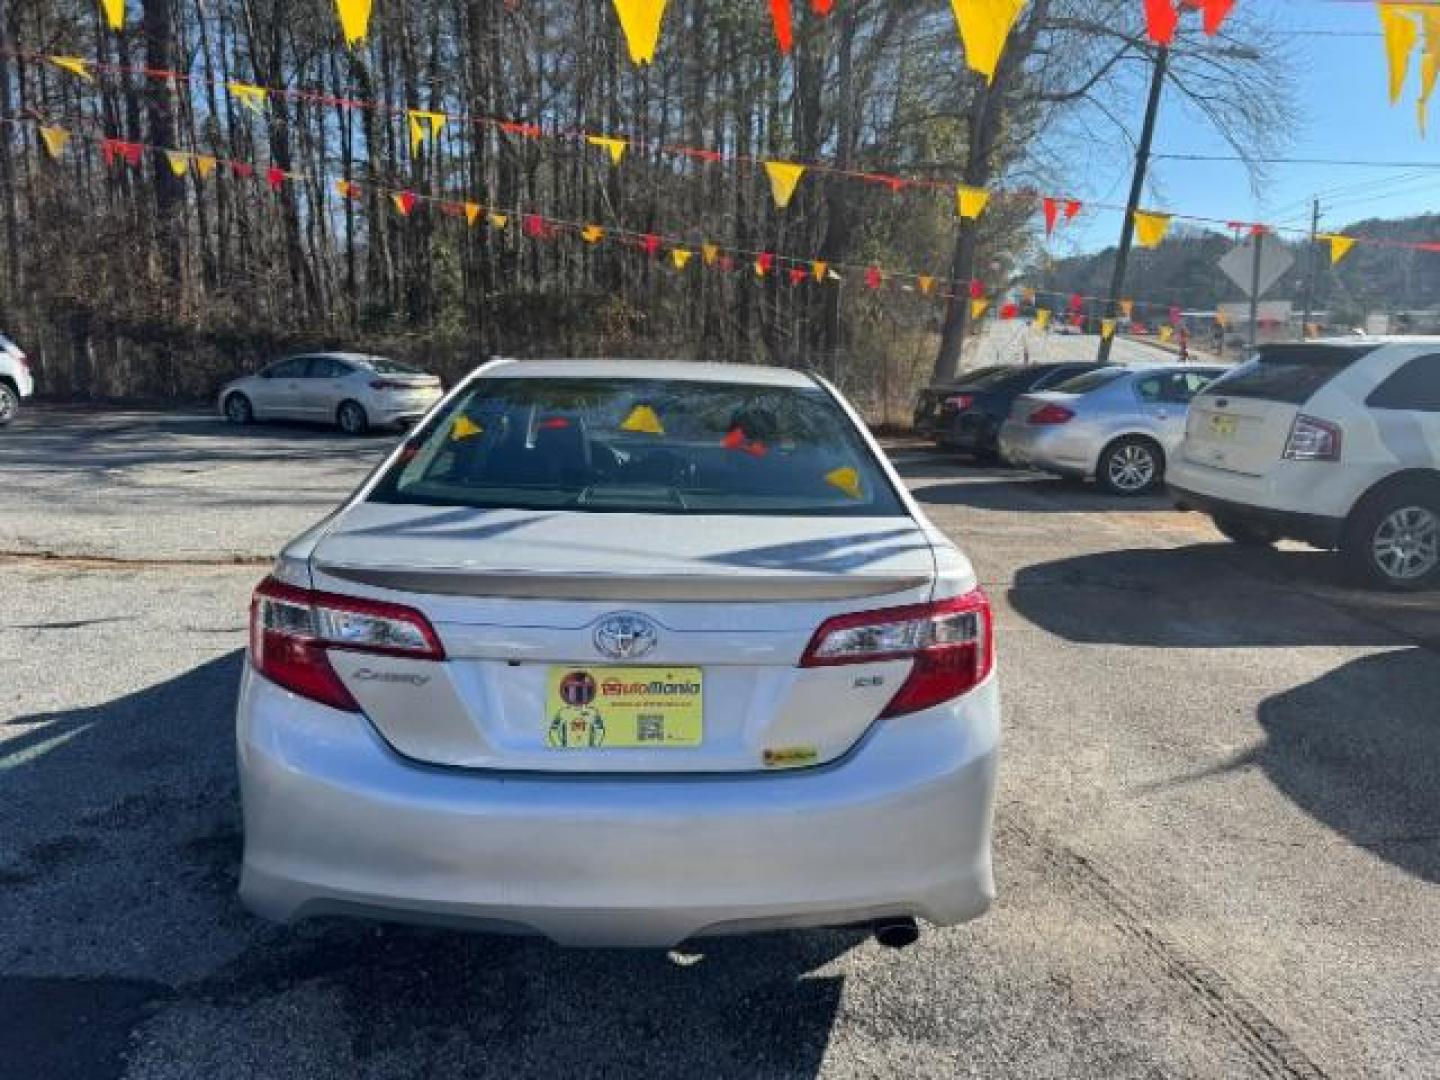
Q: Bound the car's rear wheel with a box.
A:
[1211,515,1278,547]
[337,400,369,436]
[224,392,253,425]
[1343,483,1440,591]
[1097,437,1162,496]
[0,382,18,426]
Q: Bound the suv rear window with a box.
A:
[1203,345,1375,405]
[370,377,905,517]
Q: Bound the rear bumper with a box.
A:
[237,666,999,947]
[936,414,999,454]
[998,421,1093,477]
[1169,484,1345,548]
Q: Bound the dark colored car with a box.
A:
[912,366,1008,437]
[936,362,1114,459]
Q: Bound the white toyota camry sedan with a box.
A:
[238,359,999,948]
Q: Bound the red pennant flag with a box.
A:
[1064,199,1082,221]
[1201,0,1236,35]
[788,267,808,285]
[1169,304,1182,326]
[394,191,418,217]
[755,251,775,275]
[1070,313,1085,328]
[642,233,661,258]
[1042,197,1059,237]
[524,214,547,239]
[1000,302,1019,320]
[499,121,542,139]
[1069,293,1084,313]
[267,166,287,192]
[811,0,834,12]
[769,0,794,54]
[969,279,985,300]
[865,266,883,290]
[102,139,143,168]
[722,427,747,450]
[230,161,255,179]
[1144,0,1179,46]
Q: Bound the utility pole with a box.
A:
[1248,229,1264,351]
[1300,198,1321,339]
[1098,42,1170,364]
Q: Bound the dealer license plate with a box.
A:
[545,667,703,750]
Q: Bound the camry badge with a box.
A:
[593,613,660,661]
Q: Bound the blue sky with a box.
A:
[1062,2,1439,254]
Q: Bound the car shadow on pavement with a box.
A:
[911,475,1176,514]
[1,651,856,1080]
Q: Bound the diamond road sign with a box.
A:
[1218,237,1294,299]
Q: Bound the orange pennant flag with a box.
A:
[587,136,629,165]
[612,0,670,65]
[335,179,359,200]
[701,243,720,266]
[49,56,94,81]
[39,126,70,160]
[812,260,829,283]
[464,203,482,226]
[582,225,605,244]
[336,0,373,47]
[764,161,807,209]
[194,155,217,179]
[918,276,935,295]
[100,0,126,30]
[1119,299,1135,318]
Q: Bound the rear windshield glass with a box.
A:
[1053,368,1128,394]
[356,356,423,375]
[369,377,906,517]
[1203,346,1374,405]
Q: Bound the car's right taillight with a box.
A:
[249,576,445,712]
[800,590,994,718]
[944,394,975,413]
[1027,404,1075,425]
[1283,414,1342,462]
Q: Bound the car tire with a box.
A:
[337,400,369,436]
[0,382,18,426]
[1097,437,1163,496]
[1341,481,1440,592]
[224,392,254,425]
[1212,515,1278,547]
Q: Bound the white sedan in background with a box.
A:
[238,359,999,949]
[219,353,443,434]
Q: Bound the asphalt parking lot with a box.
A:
[2,408,1437,1079]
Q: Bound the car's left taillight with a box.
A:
[1283,414,1342,462]
[1027,404,1075,425]
[800,590,994,718]
[249,576,445,712]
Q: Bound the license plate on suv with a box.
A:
[545,667,703,750]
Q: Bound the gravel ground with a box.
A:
[1,407,1436,1079]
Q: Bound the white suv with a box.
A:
[1169,340,1440,590]
[0,332,35,426]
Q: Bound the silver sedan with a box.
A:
[998,365,1225,495]
[219,353,443,435]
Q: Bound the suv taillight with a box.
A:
[1283,414,1342,462]
[800,590,994,718]
[1027,404,1075,425]
[249,577,445,712]
[943,394,975,413]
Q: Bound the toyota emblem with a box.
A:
[593,613,660,661]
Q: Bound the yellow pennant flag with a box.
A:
[970,298,990,321]
[701,243,720,266]
[49,56,94,81]
[100,0,126,30]
[812,260,829,283]
[194,155,217,179]
[1215,311,1230,329]
[918,275,935,295]
[1034,309,1051,331]
[581,225,605,244]
[336,0,373,46]
[165,150,189,177]
[612,0,670,65]
[1381,4,1422,105]
[1158,325,1174,344]
[1101,319,1117,341]
[1119,298,1135,318]
[1323,234,1357,265]
[227,82,268,114]
[464,203,481,226]
[956,185,990,220]
[408,110,447,155]
[1134,209,1172,248]
[949,0,1028,84]
[671,248,694,271]
[825,467,865,501]
[39,126,70,160]
[451,415,484,441]
[764,161,807,209]
[621,405,666,436]
[1419,12,1440,132]
[489,212,509,229]
[586,135,629,165]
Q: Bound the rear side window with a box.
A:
[266,358,308,378]
[362,357,423,375]
[1366,356,1440,412]
[371,377,906,517]
[1203,345,1375,405]
[1054,368,1126,395]
[307,357,351,378]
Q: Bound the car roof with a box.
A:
[480,358,819,388]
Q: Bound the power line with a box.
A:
[1153,153,1440,168]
